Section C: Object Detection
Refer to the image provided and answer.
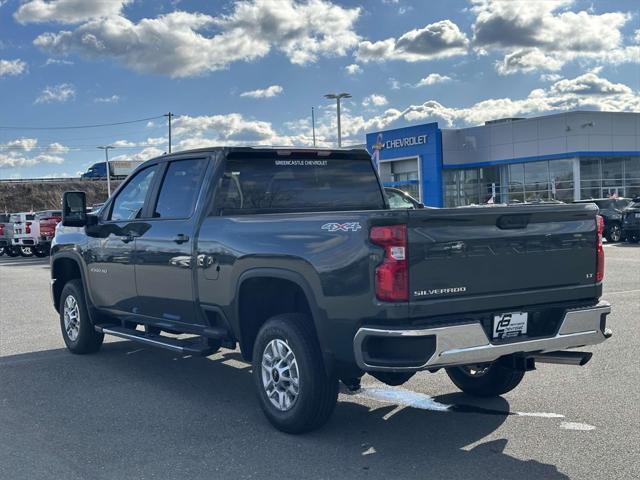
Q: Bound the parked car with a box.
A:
[36,210,62,256]
[384,187,424,209]
[0,213,18,257]
[573,198,632,242]
[11,212,37,256]
[622,197,640,243]
[52,147,611,433]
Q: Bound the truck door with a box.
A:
[86,164,159,311]
[134,158,209,325]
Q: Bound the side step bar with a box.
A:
[96,325,218,356]
[531,350,593,366]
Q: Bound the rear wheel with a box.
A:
[59,279,104,354]
[446,361,524,397]
[627,233,640,244]
[6,247,20,257]
[605,223,622,243]
[34,246,49,257]
[253,313,338,434]
[0,247,4,256]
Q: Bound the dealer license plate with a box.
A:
[493,312,528,339]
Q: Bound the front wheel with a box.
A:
[6,247,20,257]
[59,279,104,354]
[0,247,4,256]
[34,246,49,257]
[253,313,338,434]
[627,233,640,244]
[446,361,524,397]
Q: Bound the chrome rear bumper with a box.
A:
[353,301,611,372]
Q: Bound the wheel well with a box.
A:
[238,277,314,361]
[52,258,81,311]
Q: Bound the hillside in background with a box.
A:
[0,180,121,213]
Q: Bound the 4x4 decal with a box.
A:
[321,222,362,232]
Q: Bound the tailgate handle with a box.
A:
[497,214,530,230]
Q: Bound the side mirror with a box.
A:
[62,191,87,227]
[417,203,425,209]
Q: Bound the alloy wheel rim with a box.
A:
[611,225,621,241]
[63,294,80,342]
[261,338,300,411]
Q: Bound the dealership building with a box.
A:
[366,110,640,207]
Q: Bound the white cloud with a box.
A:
[345,63,362,75]
[94,94,120,103]
[362,94,388,107]
[44,58,74,66]
[471,0,638,74]
[540,73,563,82]
[356,20,469,63]
[34,83,75,103]
[172,113,314,148]
[0,59,27,77]
[0,138,68,168]
[110,147,164,163]
[14,0,132,24]
[416,73,452,86]
[34,0,361,77]
[239,85,283,98]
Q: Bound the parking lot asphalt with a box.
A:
[1,243,639,480]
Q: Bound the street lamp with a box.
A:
[324,92,351,147]
[97,145,115,197]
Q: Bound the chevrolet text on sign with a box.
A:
[385,135,428,149]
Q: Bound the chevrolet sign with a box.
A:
[384,134,428,149]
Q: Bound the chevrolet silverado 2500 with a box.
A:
[51,147,612,433]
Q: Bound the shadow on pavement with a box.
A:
[0,343,568,480]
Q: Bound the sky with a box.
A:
[0,0,639,179]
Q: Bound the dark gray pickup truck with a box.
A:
[52,147,611,433]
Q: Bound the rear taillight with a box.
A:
[370,224,408,302]
[25,221,32,234]
[0,224,4,236]
[596,215,605,282]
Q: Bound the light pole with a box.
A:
[324,92,351,147]
[164,112,173,153]
[97,145,115,197]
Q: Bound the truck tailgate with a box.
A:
[407,204,600,318]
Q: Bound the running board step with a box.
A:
[96,325,217,356]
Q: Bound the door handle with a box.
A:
[173,234,189,244]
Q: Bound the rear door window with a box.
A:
[153,159,208,218]
[212,155,384,214]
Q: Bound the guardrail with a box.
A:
[0,177,85,184]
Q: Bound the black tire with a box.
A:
[19,246,33,257]
[605,223,622,243]
[59,279,104,354]
[0,247,4,256]
[627,234,640,244]
[34,246,49,257]
[6,247,20,257]
[253,313,338,434]
[446,361,524,397]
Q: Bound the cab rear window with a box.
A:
[212,155,384,214]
